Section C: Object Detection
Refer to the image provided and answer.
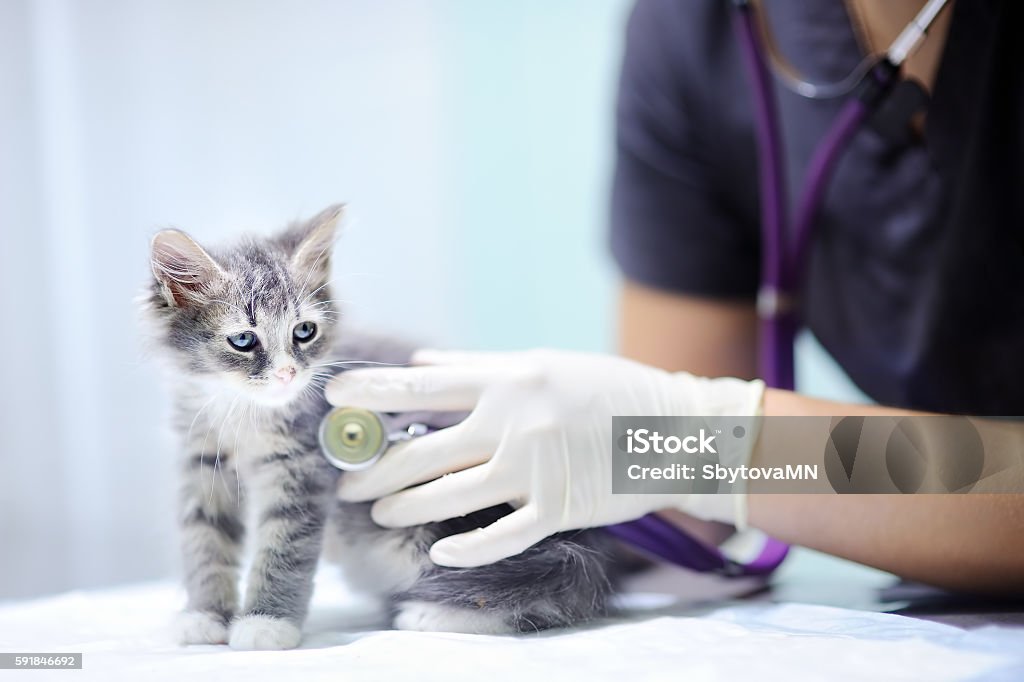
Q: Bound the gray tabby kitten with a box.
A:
[142,204,621,650]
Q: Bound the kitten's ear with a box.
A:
[286,203,345,284]
[150,229,224,307]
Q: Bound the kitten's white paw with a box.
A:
[394,600,514,635]
[172,611,229,645]
[228,614,301,650]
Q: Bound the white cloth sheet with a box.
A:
[2,568,1022,681]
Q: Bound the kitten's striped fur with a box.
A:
[142,205,620,650]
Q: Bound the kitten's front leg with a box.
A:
[230,450,336,651]
[175,453,244,645]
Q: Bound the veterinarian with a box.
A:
[326,0,1024,593]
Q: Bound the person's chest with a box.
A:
[703,0,1024,410]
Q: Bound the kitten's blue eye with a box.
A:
[293,321,317,343]
[227,331,258,351]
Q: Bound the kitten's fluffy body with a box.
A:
[142,205,619,650]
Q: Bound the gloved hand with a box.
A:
[326,349,765,568]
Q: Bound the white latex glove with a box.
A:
[326,349,765,568]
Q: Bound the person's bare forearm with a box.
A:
[747,389,1024,594]
[748,493,1024,593]
[617,282,1024,593]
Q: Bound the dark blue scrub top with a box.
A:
[610,0,1024,415]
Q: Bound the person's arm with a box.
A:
[619,281,1024,594]
[619,279,758,545]
[618,279,758,379]
[326,350,1024,593]
[748,389,1024,594]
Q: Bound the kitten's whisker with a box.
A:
[297,279,331,309]
[197,395,225,475]
[309,359,411,368]
[303,379,330,396]
[232,401,251,505]
[186,393,219,451]
[308,299,350,307]
[297,246,332,298]
[296,382,318,406]
[296,238,335,304]
[209,395,239,505]
[208,299,248,317]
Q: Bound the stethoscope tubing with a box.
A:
[733,2,899,390]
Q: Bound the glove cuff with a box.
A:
[667,374,766,527]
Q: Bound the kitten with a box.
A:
[141,204,621,650]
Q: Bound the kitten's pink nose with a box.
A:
[274,366,297,384]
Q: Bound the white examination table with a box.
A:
[2,549,1022,681]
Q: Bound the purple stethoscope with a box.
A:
[320,0,951,577]
[603,0,951,576]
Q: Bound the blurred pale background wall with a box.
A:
[0,0,864,600]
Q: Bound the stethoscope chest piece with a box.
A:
[319,406,428,471]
